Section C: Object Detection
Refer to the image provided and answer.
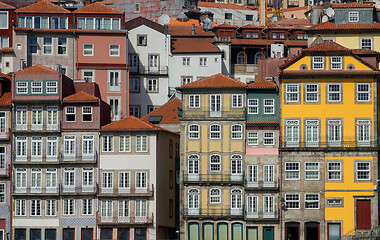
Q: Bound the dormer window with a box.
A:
[312,57,324,70]
[246,31,258,39]
[272,32,285,39]
[348,12,359,22]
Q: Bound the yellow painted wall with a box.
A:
[311,34,380,52]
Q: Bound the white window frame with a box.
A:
[136,171,147,190]
[232,94,243,108]
[210,154,221,172]
[108,71,121,92]
[63,199,75,215]
[360,38,372,49]
[109,44,120,56]
[65,107,76,122]
[305,84,318,102]
[357,120,371,144]
[58,37,67,55]
[15,199,26,216]
[46,81,58,94]
[285,193,300,209]
[183,57,191,66]
[188,124,200,139]
[231,124,243,139]
[327,162,342,180]
[209,188,221,204]
[43,37,52,55]
[357,83,370,102]
[305,162,319,180]
[248,99,258,114]
[312,56,324,70]
[189,95,200,108]
[82,199,93,215]
[147,79,158,92]
[83,44,93,56]
[16,82,28,94]
[119,135,131,152]
[264,99,275,114]
[348,11,359,22]
[102,172,113,190]
[45,199,57,216]
[328,83,341,102]
[82,106,92,122]
[136,135,148,152]
[305,193,319,209]
[330,56,342,70]
[200,57,207,66]
[356,161,371,180]
[285,162,300,180]
[102,135,114,152]
[263,132,275,145]
[286,84,299,102]
[247,132,258,145]
[119,172,130,190]
[209,124,221,139]
[30,199,41,216]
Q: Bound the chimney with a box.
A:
[191,23,195,35]
[85,1,90,6]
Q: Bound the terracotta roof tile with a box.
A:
[213,23,238,29]
[101,115,162,131]
[178,73,246,89]
[331,2,373,8]
[303,40,350,52]
[170,18,200,26]
[125,16,165,33]
[141,97,182,125]
[169,25,215,37]
[16,1,70,13]
[0,2,15,9]
[247,121,279,125]
[63,91,99,102]
[267,18,311,29]
[198,1,252,10]
[0,92,11,107]
[230,39,307,47]
[74,2,123,14]
[351,49,380,55]
[0,72,11,81]
[0,47,13,53]
[267,6,308,13]
[171,38,220,53]
[15,64,59,74]
[238,24,263,29]
[247,79,277,88]
[307,21,380,31]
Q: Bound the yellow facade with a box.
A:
[310,34,380,52]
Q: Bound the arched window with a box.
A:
[254,52,264,64]
[209,188,221,204]
[188,124,200,139]
[188,154,199,175]
[210,154,221,172]
[231,124,243,139]
[231,154,242,175]
[231,189,242,209]
[237,51,247,64]
[188,188,199,209]
[210,124,221,139]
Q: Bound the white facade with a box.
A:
[199,6,259,26]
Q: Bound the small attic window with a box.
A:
[148,115,162,124]
[225,13,232,20]
[348,12,359,23]
[135,3,140,12]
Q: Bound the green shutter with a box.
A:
[218,223,228,240]
[203,223,214,240]
[189,223,199,240]
[232,223,243,240]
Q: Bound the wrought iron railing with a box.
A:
[13,122,61,132]
[183,171,244,184]
[245,179,279,190]
[98,184,154,196]
[97,212,154,225]
[244,209,279,220]
[280,138,379,149]
[130,65,168,75]
[183,207,244,218]
[180,109,246,120]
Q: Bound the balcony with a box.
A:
[13,122,60,132]
[245,180,279,191]
[183,172,244,185]
[97,213,154,225]
[60,184,97,195]
[245,210,279,221]
[0,128,10,140]
[98,184,154,197]
[232,64,258,75]
[129,65,168,75]
[280,138,380,150]
[60,152,98,163]
[12,186,59,195]
[13,154,59,164]
[0,164,10,177]
[180,109,245,120]
[183,207,244,219]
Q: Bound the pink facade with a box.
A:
[246,147,279,155]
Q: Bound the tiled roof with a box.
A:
[63,91,99,102]
[267,6,308,13]
[15,0,70,13]
[74,2,123,14]
[238,24,263,29]
[171,38,220,53]
[178,73,246,89]
[170,18,200,26]
[331,2,373,8]
[168,25,215,37]
[0,2,15,9]
[125,16,165,33]
[351,49,380,55]
[0,72,11,81]
[267,18,311,29]
[247,121,279,125]
[101,115,163,131]
[302,40,350,52]
[307,21,380,31]
[247,79,277,89]
[198,1,252,10]
[141,97,182,125]
[213,23,238,29]
[15,64,59,74]
[0,47,13,53]
[0,92,11,107]
[230,39,308,47]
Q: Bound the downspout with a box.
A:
[126,30,129,117]
[9,100,13,240]
[74,13,78,81]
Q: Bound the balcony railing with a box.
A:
[0,128,10,139]
[183,172,244,184]
[97,213,154,225]
[13,186,59,195]
[183,207,244,218]
[0,164,10,177]
[60,184,97,195]
[280,138,379,149]
[13,154,59,164]
[60,151,98,163]
[245,180,279,191]
[98,184,154,197]
[245,210,279,221]
[180,109,246,120]
[14,22,126,31]
[130,65,168,75]
[13,122,60,132]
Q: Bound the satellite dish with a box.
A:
[326,7,335,17]
[321,15,329,23]
[158,14,170,25]
[203,17,212,31]
[319,1,323,5]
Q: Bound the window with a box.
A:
[357,120,371,144]
[147,79,158,92]
[189,95,200,108]
[188,124,199,139]
[264,99,274,114]
[182,77,192,85]
[147,105,158,113]
[231,155,242,175]
[246,31,258,38]
[183,57,191,66]
[0,12,8,29]
[31,169,42,193]
[263,132,274,145]
[135,200,147,217]
[327,162,341,180]
[78,17,120,30]
[129,54,138,72]
[248,99,258,114]
[247,132,258,145]
[210,94,221,116]
[64,168,75,189]
[264,196,275,216]
[210,124,221,139]
[356,162,370,180]
[136,135,147,152]
[46,168,57,190]
[28,37,38,54]
[82,168,93,189]
[305,162,319,180]
[231,189,242,210]
[200,57,207,66]
[110,98,120,121]
[305,194,319,209]
[30,199,41,216]
[328,84,341,102]
[129,105,139,118]
[247,165,258,184]
[285,162,300,180]
[285,194,300,209]
[31,137,42,159]
[312,56,324,70]
[58,38,67,55]
[63,199,75,215]
[247,195,258,215]
[286,84,299,102]
[16,137,27,159]
[225,13,232,19]
[31,107,43,127]
[296,33,307,40]
[231,124,243,139]
[0,147,5,170]
[15,199,26,216]
[119,172,130,189]
[101,200,113,217]
[188,155,199,175]
[264,165,275,184]
[118,200,130,218]
[286,120,299,146]
[135,3,140,11]
[129,78,140,92]
[43,37,52,55]
[210,188,221,204]
[65,107,75,122]
[31,81,42,94]
[109,44,119,56]
[46,81,57,94]
[82,199,93,215]
[330,56,342,70]
[102,172,113,189]
[360,38,372,49]
[136,172,147,189]
[108,71,120,92]
[137,35,147,46]
[82,107,92,122]
[51,16,67,29]
[0,36,9,49]
[0,184,4,203]
[210,154,221,172]
[348,11,359,22]
[83,44,93,56]
[254,52,264,64]
[64,136,75,156]
[45,199,56,216]
[306,120,319,145]
[82,136,94,156]
[272,32,285,39]
[328,120,342,145]
[102,136,114,152]
[305,84,318,102]
[357,83,370,102]
[237,51,247,64]
[119,135,130,152]
[16,82,28,94]
[232,94,243,108]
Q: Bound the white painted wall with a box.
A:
[199,6,259,26]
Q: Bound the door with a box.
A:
[188,155,199,181]
[247,227,258,240]
[149,55,159,72]
[210,95,221,117]
[189,223,199,240]
[63,228,75,240]
[305,222,319,240]
[263,227,274,240]
[286,222,300,240]
[357,200,371,230]
[81,228,93,240]
[328,223,340,240]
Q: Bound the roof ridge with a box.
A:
[15,0,70,13]
[15,64,60,74]
[74,1,123,14]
